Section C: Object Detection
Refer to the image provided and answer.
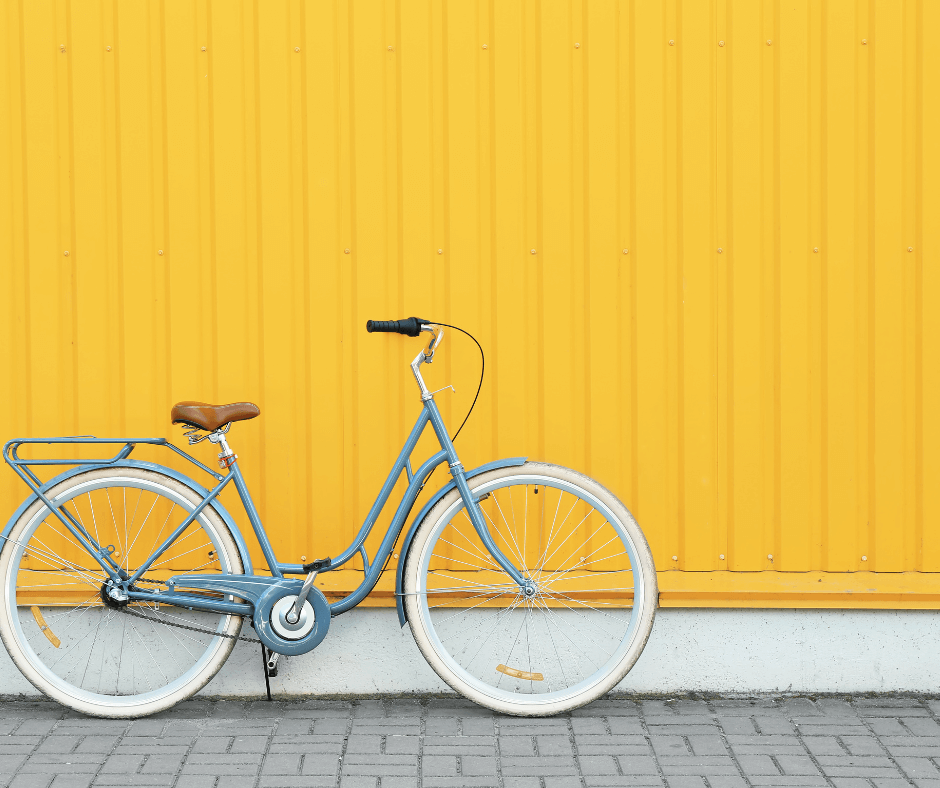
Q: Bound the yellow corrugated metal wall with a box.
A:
[1,0,938,607]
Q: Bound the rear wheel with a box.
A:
[0,467,243,718]
[404,462,657,716]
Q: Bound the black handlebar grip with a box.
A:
[365,317,427,337]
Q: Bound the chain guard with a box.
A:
[163,573,331,656]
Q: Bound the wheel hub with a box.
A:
[99,581,129,609]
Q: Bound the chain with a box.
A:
[115,578,262,644]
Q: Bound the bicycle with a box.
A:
[0,318,657,718]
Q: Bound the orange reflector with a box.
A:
[30,606,60,648]
[496,663,543,681]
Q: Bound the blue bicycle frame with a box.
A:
[2,328,528,629]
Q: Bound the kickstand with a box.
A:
[261,644,272,702]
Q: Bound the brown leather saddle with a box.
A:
[170,401,260,433]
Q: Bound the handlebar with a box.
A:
[365,317,428,337]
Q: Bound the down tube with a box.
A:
[329,448,447,615]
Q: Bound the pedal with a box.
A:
[266,650,281,677]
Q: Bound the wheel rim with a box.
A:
[3,475,237,710]
[414,474,646,708]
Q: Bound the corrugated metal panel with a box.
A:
[1,0,937,606]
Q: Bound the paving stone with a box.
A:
[896,757,940,780]
[727,735,804,755]
[719,718,759,735]
[615,755,661,775]
[735,755,781,776]
[536,735,574,756]
[755,718,796,735]
[905,719,940,736]
[456,757,499,778]
[867,720,911,736]
[579,755,620,775]
[815,755,902,777]
[776,755,821,776]
[657,756,740,776]
[260,754,301,775]
[501,755,579,776]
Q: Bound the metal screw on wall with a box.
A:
[575,43,580,48]
[388,46,394,51]
[158,250,164,256]
[767,554,773,560]
[669,40,675,46]
[717,248,723,254]
[862,555,868,561]
[60,45,66,53]
[530,249,537,255]
[344,249,350,254]
[294,47,300,52]
[623,249,629,255]
[437,249,443,255]
[862,39,867,45]
[908,247,914,252]
[106,46,112,51]
[482,44,488,49]
[767,40,772,45]
[202,46,206,51]
[719,40,725,47]
[63,251,69,257]
[814,247,819,253]
[719,554,725,560]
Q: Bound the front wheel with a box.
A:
[404,462,657,716]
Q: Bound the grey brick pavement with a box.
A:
[0,696,940,788]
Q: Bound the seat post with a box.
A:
[209,429,237,470]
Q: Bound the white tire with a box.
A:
[404,462,657,716]
[0,467,244,718]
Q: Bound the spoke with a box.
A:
[535,490,578,573]
[536,597,567,689]
[145,503,179,567]
[32,528,105,582]
[105,489,119,552]
[124,493,161,566]
[17,546,102,591]
[448,525,501,569]
[539,588,632,632]
[142,615,184,675]
[148,540,213,570]
[538,507,598,574]
[490,492,528,572]
[431,588,518,625]
[534,595,596,674]
[128,626,155,692]
[428,553,501,573]
[545,568,636,587]
[463,508,525,571]
[538,534,620,586]
[457,594,527,670]
[436,537,500,570]
[496,597,530,689]
[44,602,108,668]
[539,525,619,587]
[86,493,101,546]
[425,572,519,591]
[124,489,143,571]
[74,608,108,686]
[406,583,518,595]
[427,586,519,610]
